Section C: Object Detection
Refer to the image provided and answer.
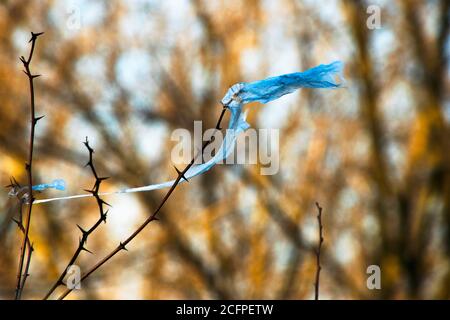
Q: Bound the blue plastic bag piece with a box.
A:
[33,61,344,204]
[222,61,345,105]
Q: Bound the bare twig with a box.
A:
[43,137,109,300]
[314,202,323,300]
[56,106,228,299]
[19,241,34,296]
[15,31,44,300]
[11,202,34,300]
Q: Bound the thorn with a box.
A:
[33,115,45,124]
[83,188,96,195]
[29,32,44,42]
[100,199,111,207]
[12,218,20,226]
[25,163,30,171]
[12,177,22,190]
[6,177,19,188]
[98,177,109,181]
[84,161,91,168]
[6,177,14,188]
[119,242,128,251]
[76,224,88,236]
[31,74,41,79]
[80,246,93,254]
[152,217,159,221]
[101,212,108,223]
[12,177,20,185]
[173,166,189,183]
[19,56,27,64]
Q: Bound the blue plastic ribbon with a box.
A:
[32,61,344,204]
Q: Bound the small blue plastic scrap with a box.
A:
[32,179,66,191]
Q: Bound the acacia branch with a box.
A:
[43,137,110,300]
[314,202,323,300]
[15,31,44,300]
[20,240,34,295]
[10,202,34,300]
[57,106,228,299]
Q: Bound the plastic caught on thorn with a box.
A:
[32,61,345,204]
[32,179,66,191]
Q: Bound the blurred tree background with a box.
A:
[0,0,449,299]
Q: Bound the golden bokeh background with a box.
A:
[0,0,449,299]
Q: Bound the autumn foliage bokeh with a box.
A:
[0,0,449,299]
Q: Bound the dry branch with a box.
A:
[15,31,44,300]
[56,106,228,299]
[43,137,110,299]
[314,202,323,300]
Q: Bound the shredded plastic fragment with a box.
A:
[32,61,344,204]
[8,179,66,203]
[32,179,66,191]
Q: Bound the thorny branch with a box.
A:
[43,138,110,300]
[56,106,228,299]
[314,202,323,300]
[10,202,34,299]
[15,31,44,300]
